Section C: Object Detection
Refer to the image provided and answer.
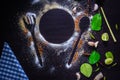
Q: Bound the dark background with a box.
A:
[1,0,120,80]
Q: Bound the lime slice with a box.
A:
[101,33,109,41]
[105,58,113,65]
[105,51,114,60]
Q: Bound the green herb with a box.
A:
[115,24,118,30]
[111,63,117,67]
[80,63,92,78]
[100,7,117,42]
[89,50,101,64]
[90,13,102,31]
[89,32,95,39]
[105,51,114,60]
[104,76,106,80]
[96,63,99,67]
[101,32,109,41]
[95,68,100,72]
[108,63,117,69]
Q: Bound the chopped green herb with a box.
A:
[96,63,99,67]
[111,63,117,67]
[104,76,106,80]
[108,63,117,69]
[89,50,101,64]
[90,13,102,31]
[115,24,118,30]
[89,32,95,39]
[95,68,100,72]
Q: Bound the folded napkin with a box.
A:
[0,42,28,80]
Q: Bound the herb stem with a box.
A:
[100,7,117,42]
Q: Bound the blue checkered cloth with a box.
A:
[0,42,29,80]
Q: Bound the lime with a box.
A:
[101,32,109,41]
[105,58,113,65]
[105,51,114,60]
[80,63,92,78]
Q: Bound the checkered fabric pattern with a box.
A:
[0,42,29,80]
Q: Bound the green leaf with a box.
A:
[91,13,102,31]
[105,51,114,60]
[89,50,100,64]
[80,63,92,78]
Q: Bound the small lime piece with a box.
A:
[105,58,113,65]
[101,32,109,41]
